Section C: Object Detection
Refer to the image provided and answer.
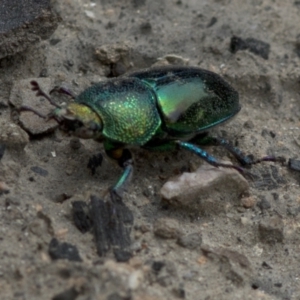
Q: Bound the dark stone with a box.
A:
[52,287,79,300]
[48,238,82,262]
[207,17,217,28]
[152,261,165,273]
[288,158,300,172]
[0,0,61,58]
[49,38,61,46]
[54,193,72,204]
[230,36,248,53]
[0,144,5,161]
[30,166,48,177]
[140,21,152,33]
[0,100,8,109]
[261,129,276,139]
[262,261,272,269]
[87,153,103,175]
[72,201,93,233]
[230,36,270,60]
[295,44,300,58]
[243,120,254,129]
[113,249,132,262]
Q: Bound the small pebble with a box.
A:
[243,120,255,129]
[160,163,249,213]
[241,196,256,208]
[177,232,202,249]
[139,223,152,233]
[240,217,251,226]
[154,218,181,239]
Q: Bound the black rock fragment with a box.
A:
[48,238,82,262]
[30,166,48,177]
[0,144,5,161]
[113,249,132,262]
[72,201,93,233]
[90,194,133,261]
[230,36,270,60]
[207,17,217,28]
[152,261,165,274]
[52,287,79,300]
[288,158,300,172]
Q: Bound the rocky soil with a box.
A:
[1,0,300,299]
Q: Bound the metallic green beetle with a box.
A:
[29,66,279,196]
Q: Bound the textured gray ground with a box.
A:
[1,1,300,299]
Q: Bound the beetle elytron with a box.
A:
[26,66,282,197]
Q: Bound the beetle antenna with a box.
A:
[251,155,286,165]
[50,86,76,99]
[19,105,47,119]
[31,81,61,108]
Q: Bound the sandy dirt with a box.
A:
[1,0,300,299]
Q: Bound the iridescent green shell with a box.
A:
[75,78,161,145]
[128,66,240,136]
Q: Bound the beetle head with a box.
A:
[21,81,103,139]
[51,102,103,139]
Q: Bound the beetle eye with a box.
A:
[89,122,100,131]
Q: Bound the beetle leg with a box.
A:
[191,134,253,165]
[191,134,286,166]
[177,141,245,173]
[143,139,252,175]
[105,147,134,198]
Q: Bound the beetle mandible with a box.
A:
[26,66,282,198]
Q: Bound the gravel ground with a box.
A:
[1,0,300,299]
